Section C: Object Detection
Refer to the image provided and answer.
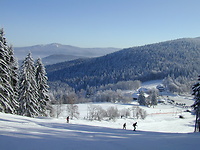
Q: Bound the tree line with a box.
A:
[0,29,51,117]
[87,105,147,121]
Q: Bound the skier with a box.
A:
[123,123,126,130]
[66,116,69,123]
[133,122,137,131]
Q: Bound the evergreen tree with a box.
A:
[138,91,146,106]
[18,53,39,117]
[150,90,158,107]
[35,58,51,116]
[192,75,200,132]
[7,45,19,113]
[0,29,18,113]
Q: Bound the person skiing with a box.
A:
[123,123,126,130]
[66,116,69,123]
[133,122,137,131]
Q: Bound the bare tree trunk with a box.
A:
[194,108,200,132]
[194,112,198,132]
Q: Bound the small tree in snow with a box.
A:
[55,98,63,118]
[67,104,79,119]
[66,92,79,119]
[106,106,120,120]
[148,89,158,107]
[132,106,147,119]
[88,105,106,121]
[120,108,131,118]
[138,91,147,106]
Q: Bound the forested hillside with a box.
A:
[46,38,200,91]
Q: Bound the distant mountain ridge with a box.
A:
[14,43,121,61]
[41,54,87,65]
[46,37,200,90]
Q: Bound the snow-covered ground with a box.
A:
[59,100,195,133]
[0,110,199,150]
[0,80,199,150]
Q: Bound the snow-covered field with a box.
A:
[59,100,195,133]
[0,80,199,150]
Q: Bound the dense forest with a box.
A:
[0,29,52,117]
[46,38,200,91]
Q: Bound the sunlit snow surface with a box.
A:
[0,112,199,150]
[0,80,199,150]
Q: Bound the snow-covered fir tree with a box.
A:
[138,91,146,106]
[192,75,200,132]
[7,45,19,113]
[0,29,18,113]
[150,90,158,107]
[35,58,52,116]
[18,53,40,117]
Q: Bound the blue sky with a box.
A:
[1,0,200,48]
